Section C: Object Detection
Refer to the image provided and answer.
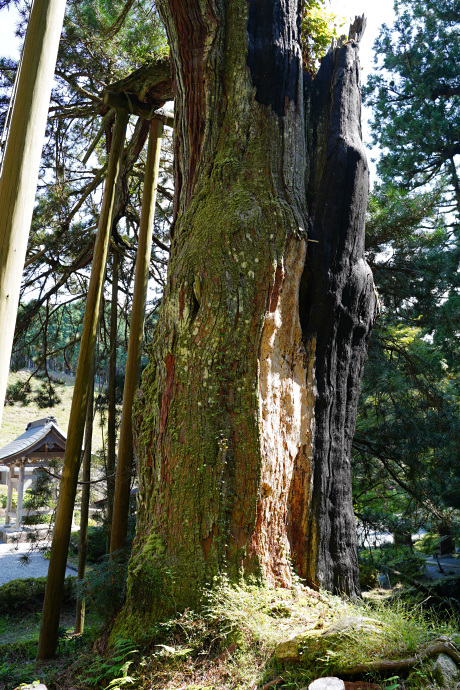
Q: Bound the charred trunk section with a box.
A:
[296,44,376,596]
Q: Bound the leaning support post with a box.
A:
[75,356,95,635]
[0,0,67,428]
[106,246,119,548]
[37,108,129,660]
[110,118,163,554]
[16,461,25,527]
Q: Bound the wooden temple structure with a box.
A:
[0,417,66,538]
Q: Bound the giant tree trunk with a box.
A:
[117,1,375,634]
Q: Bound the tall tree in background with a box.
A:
[356,0,460,542]
[354,185,460,540]
[364,0,460,331]
[365,0,460,198]
[113,2,375,638]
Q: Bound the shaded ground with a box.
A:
[424,554,460,580]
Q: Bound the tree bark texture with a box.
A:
[117,0,376,634]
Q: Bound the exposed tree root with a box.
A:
[259,679,283,690]
[343,637,460,675]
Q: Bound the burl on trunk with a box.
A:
[118,0,376,633]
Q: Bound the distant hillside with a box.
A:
[0,370,105,452]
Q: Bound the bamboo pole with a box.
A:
[37,108,129,660]
[0,0,67,429]
[74,355,95,635]
[106,247,119,548]
[110,118,163,554]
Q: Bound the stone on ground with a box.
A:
[433,652,459,687]
[308,679,345,690]
[322,616,384,637]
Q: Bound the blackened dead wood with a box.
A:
[299,43,377,597]
[246,0,300,116]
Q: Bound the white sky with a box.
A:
[0,7,21,59]
[1,1,397,182]
[329,0,396,183]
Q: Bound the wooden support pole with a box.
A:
[75,355,95,635]
[37,108,129,660]
[0,0,67,428]
[106,247,119,548]
[16,462,25,527]
[5,466,13,525]
[110,118,163,554]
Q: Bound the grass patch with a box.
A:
[0,585,99,690]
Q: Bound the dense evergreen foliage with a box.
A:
[356,0,460,546]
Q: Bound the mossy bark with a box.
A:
[117,0,375,635]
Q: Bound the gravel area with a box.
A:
[424,555,460,581]
[0,541,75,585]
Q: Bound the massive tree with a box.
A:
[116,0,376,634]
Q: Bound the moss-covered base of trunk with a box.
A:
[106,580,456,690]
